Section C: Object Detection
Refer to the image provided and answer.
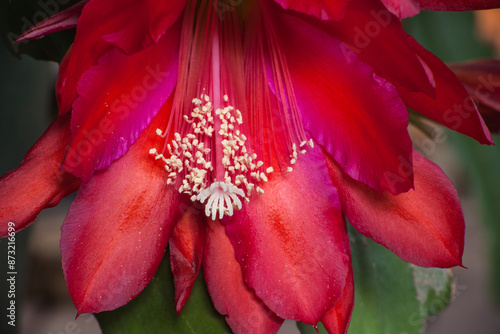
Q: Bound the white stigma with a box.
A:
[197,182,245,220]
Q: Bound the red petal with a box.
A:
[272,0,351,20]
[225,147,350,324]
[449,59,500,133]
[146,0,187,44]
[56,44,74,114]
[56,0,183,114]
[169,207,204,314]
[321,265,354,334]
[0,115,80,237]
[380,0,420,18]
[380,1,500,19]
[61,102,185,314]
[275,12,413,194]
[380,0,500,17]
[63,23,180,181]
[420,0,500,11]
[56,0,118,114]
[101,0,186,53]
[16,0,89,43]
[471,104,500,133]
[399,36,493,145]
[324,0,434,95]
[449,59,500,112]
[326,150,465,268]
[203,218,283,334]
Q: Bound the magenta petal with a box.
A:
[272,0,352,20]
[169,208,204,314]
[326,150,465,268]
[61,108,184,314]
[399,36,493,145]
[16,0,89,42]
[63,24,179,182]
[0,115,80,237]
[225,146,350,324]
[274,12,413,194]
[203,218,284,334]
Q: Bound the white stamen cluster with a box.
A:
[149,96,215,202]
[214,97,269,202]
[150,93,314,220]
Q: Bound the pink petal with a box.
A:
[225,146,350,324]
[272,0,352,20]
[324,0,434,96]
[420,0,500,11]
[56,0,183,114]
[0,115,80,237]
[63,24,180,182]
[381,0,420,18]
[274,11,413,194]
[398,36,493,145]
[321,265,354,334]
[16,0,89,43]
[326,150,465,268]
[203,217,284,334]
[169,207,204,314]
[61,103,185,314]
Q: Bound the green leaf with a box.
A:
[412,266,453,318]
[96,253,232,334]
[346,226,423,334]
[297,321,328,334]
[0,0,78,62]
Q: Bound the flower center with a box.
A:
[149,0,313,219]
[150,93,273,218]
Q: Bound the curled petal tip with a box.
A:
[15,0,88,43]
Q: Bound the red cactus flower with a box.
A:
[1,0,499,333]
